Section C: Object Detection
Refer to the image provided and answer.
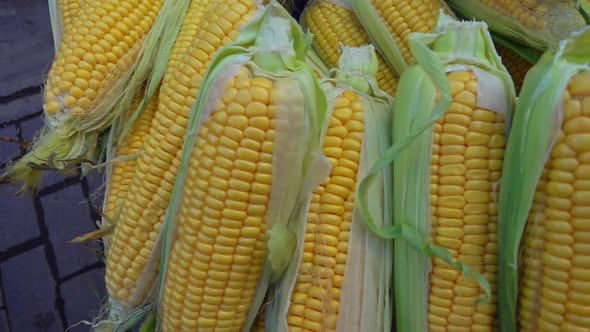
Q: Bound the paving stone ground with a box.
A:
[1,1,107,331]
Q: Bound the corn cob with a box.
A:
[156,4,326,330]
[49,0,84,51]
[104,0,259,312]
[102,0,215,230]
[160,66,279,332]
[446,0,586,51]
[498,26,590,332]
[103,93,157,227]
[301,0,398,95]
[355,13,516,332]
[352,0,454,76]
[43,0,161,117]
[3,0,194,193]
[160,0,211,86]
[427,70,507,331]
[266,45,393,332]
[288,89,365,331]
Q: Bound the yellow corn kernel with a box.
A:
[429,71,506,331]
[518,71,590,331]
[58,0,83,31]
[103,93,157,226]
[369,0,445,66]
[287,90,364,331]
[161,68,276,331]
[44,0,163,116]
[105,0,258,309]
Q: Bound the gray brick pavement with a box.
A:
[0,0,54,96]
[43,179,103,278]
[0,1,109,331]
[0,125,20,164]
[19,113,45,141]
[0,186,39,252]
[61,268,107,331]
[0,90,43,123]
[0,309,9,331]
[1,247,61,331]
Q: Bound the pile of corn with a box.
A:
[2,0,590,331]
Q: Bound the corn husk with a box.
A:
[497,26,590,332]
[265,44,393,332]
[356,12,516,332]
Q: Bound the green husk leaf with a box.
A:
[333,44,378,93]
[2,0,190,193]
[446,0,586,51]
[138,311,157,332]
[155,3,327,331]
[356,12,515,332]
[497,25,590,332]
[574,0,590,22]
[266,223,297,282]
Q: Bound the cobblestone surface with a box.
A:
[0,1,107,331]
[60,267,106,332]
[0,0,53,96]
[2,247,59,331]
[0,310,9,331]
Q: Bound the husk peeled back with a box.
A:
[3,0,190,194]
[265,44,394,332]
[497,26,590,332]
[151,2,328,331]
[355,12,516,332]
